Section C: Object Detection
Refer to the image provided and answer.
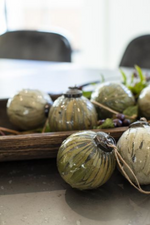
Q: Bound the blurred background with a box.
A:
[0,0,150,69]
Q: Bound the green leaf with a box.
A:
[123,105,138,120]
[120,68,127,85]
[82,91,92,99]
[97,118,114,129]
[100,74,105,83]
[128,82,147,98]
[34,123,51,133]
[90,82,99,85]
[120,65,149,99]
[135,65,145,83]
[44,123,51,132]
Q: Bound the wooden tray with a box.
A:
[0,98,128,162]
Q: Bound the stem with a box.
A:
[91,100,136,120]
[0,127,20,135]
[91,100,119,115]
[0,121,50,136]
[42,119,49,133]
[0,130,5,135]
[0,127,42,135]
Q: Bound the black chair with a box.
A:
[0,30,72,62]
[119,34,150,69]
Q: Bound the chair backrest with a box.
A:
[0,30,72,62]
[119,35,150,69]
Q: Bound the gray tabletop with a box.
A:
[0,158,150,225]
[0,59,131,99]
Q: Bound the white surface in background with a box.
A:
[0,59,131,99]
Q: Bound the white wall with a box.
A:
[109,0,150,68]
[0,0,7,33]
[1,0,150,69]
[75,0,150,69]
[73,0,108,69]
[80,0,106,68]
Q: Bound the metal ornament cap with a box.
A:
[64,87,82,98]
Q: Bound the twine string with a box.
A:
[108,143,150,194]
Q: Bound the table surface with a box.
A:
[0,59,132,99]
[1,159,150,225]
[0,59,149,225]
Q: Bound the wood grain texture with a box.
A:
[0,127,127,162]
[0,97,127,162]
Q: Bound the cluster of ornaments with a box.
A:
[6,82,150,191]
